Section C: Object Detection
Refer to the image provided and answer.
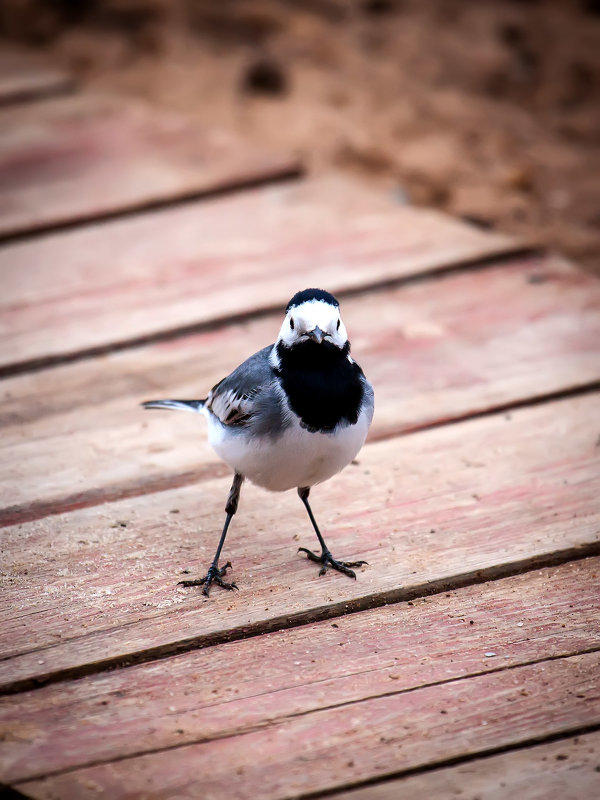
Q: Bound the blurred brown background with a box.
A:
[2,0,599,271]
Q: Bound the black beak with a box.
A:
[306,326,325,344]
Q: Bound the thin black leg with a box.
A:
[179,473,244,597]
[297,486,367,579]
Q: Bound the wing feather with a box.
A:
[205,345,275,428]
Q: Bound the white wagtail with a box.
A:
[142,288,374,596]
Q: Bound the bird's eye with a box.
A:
[336,319,340,331]
[290,318,295,330]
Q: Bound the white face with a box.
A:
[277,299,348,349]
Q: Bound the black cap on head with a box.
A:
[286,288,340,312]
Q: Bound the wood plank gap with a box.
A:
[0,244,538,381]
[0,79,75,108]
[15,644,600,784]
[0,785,31,800]
[2,376,597,528]
[300,722,600,800]
[0,464,231,528]
[370,379,600,441]
[2,542,598,696]
[0,48,74,108]
[0,162,303,249]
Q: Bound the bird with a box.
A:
[142,288,374,596]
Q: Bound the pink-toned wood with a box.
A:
[0,558,598,783]
[331,732,600,800]
[3,253,598,524]
[1,393,599,690]
[0,175,518,370]
[17,651,600,799]
[0,93,299,240]
[0,48,74,105]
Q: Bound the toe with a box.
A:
[299,547,366,579]
[215,579,238,592]
[298,547,322,564]
[180,563,237,595]
[335,563,357,579]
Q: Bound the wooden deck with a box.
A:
[1,53,599,800]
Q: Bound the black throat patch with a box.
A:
[276,340,364,432]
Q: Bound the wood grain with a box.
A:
[3,253,598,524]
[1,557,598,783]
[0,175,518,371]
[16,652,600,799]
[331,732,600,800]
[0,93,299,241]
[1,392,599,691]
[0,48,74,106]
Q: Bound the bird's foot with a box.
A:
[178,561,238,597]
[298,547,367,579]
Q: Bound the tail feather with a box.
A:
[141,399,205,413]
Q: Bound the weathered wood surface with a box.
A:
[0,177,519,372]
[0,48,74,106]
[1,253,599,524]
[332,732,600,800]
[1,558,598,784]
[2,393,599,691]
[17,651,600,799]
[0,93,300,241]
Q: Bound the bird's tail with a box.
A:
[141,399,205,413]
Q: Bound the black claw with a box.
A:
[178,561,238,596]
[298,547,368,579]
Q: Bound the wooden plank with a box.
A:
[330,732,600,800]
[1,557,598,784]
[16,651,600,799]
[0,93,299,241]
[0,176,518,371]
[1,393,599,691]
[4,253,599,524]
[0,48,74,106]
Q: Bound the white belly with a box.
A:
[206,409,371,492]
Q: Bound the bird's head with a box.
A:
[277,288,348,351]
